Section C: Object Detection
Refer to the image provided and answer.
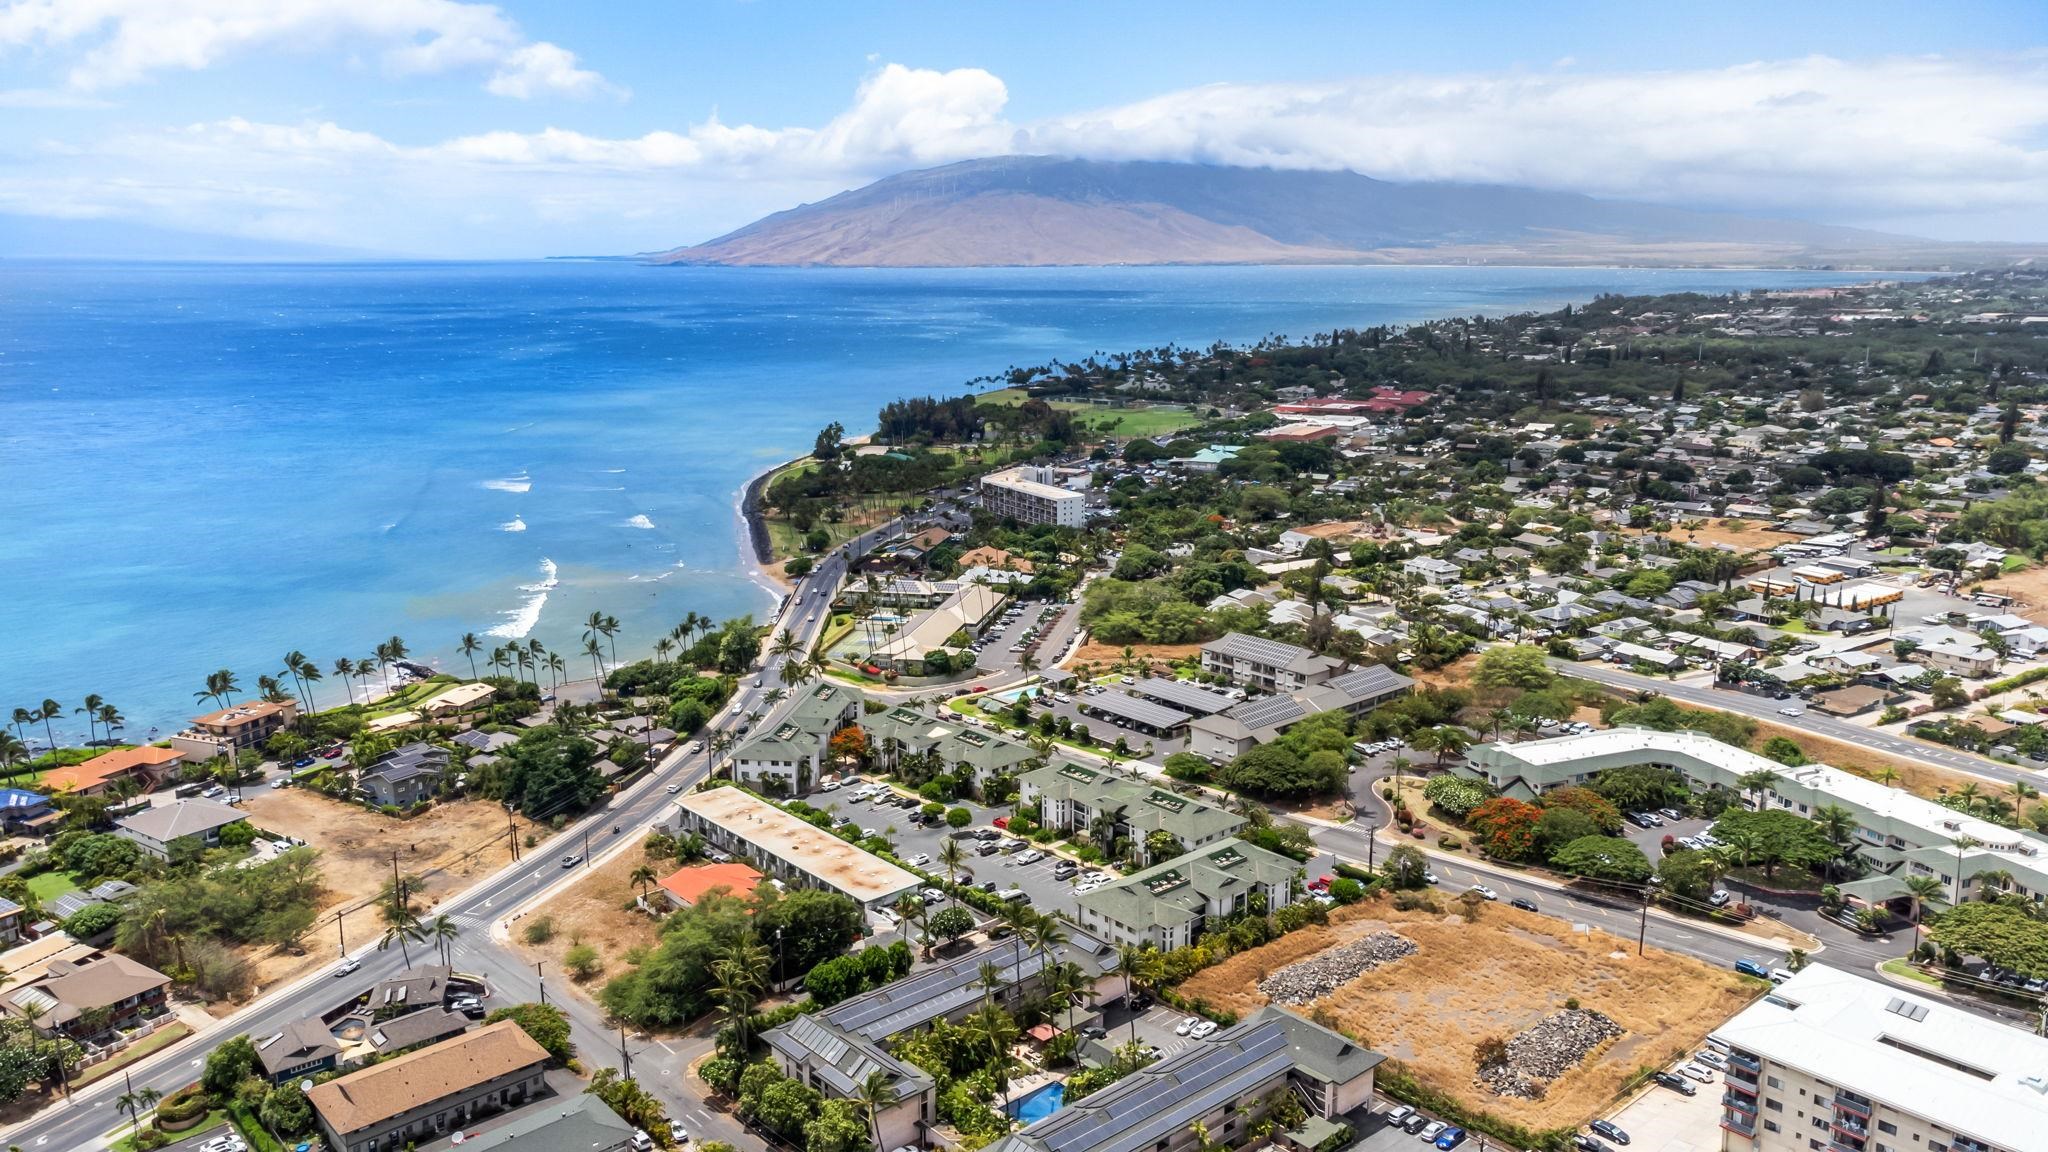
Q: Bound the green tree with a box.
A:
[1710,809,1837,879]
[1549,835,1653,883]
[1758,737,1807,766]
[1472,645,1557,692]
[486,1002,575,1064]
[1928,900,2048,977]
[202,1033,258,1097]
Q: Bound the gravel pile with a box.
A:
[1476,1009,1625,1099]
[1257,932,1417,1005]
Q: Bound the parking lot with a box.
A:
[970,598,1085,676]
[1598,1062,1728,1152]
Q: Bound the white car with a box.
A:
[665,783,682,794]
[906,853,931,867]
[1174,1016,1198,1036]
[670,1121,690,1143]
[1014,850,1045,865]
[819,780,841,792]
[1418,1122,1447,1143]
[333,958,361,977]
[1190,1020,1218,1038]
[1693,1049,1728,1069]
[1468,884,1498,901]
[1777,706,1805,717]
[201,1137,247,1152]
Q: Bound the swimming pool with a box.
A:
[988,686,1039,705]
[1007,1082,1065,1124]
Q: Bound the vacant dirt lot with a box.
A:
[1976,565,2048,622]
[1067,640,1205,672]
[509,847,667,1006]
[1178,900,1755,1130]
[237,789,543,993]
[1658,519,1796,552]
[1747,717,2008,800]
[1409,653,1481,692]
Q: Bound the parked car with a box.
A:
[1401,1115,1432,1135]
[1571,1136,1612,1152]
[1175,1016,1198,1036]
[1014,849,1045,865]
[1589,1120,1630,1145]
[1768,967,1797,985]
[1417,1121,1447,1143]
[1383,1105,1415,1127]
[1693,1049,1728,1069]
[1190,1019,1218,1038]
[905,853,931,867]
[1680,1063,1716,1084]
[1652,1071,1696,1096]
[1434,1127,1466,1150]
[1708,890,1733,907]
[670,1121,690,1144]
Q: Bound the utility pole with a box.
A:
[537,961,547,1007]
[335,910,346,957]
[1638,884,1653,957]
[508,805,520,861]
[583,828,590,867]
[619,1025,633,1080]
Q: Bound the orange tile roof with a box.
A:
[956,546,1033,573]
[41,746,182,793]
[657,863,764,906]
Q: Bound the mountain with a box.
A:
[652,157,1939,268]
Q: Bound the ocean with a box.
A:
[0,261,1895,740]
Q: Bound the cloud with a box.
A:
[6,56,2047,257]
[0,0,618,98]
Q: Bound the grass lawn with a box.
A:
[110,1110,229,1152]
[25,870,77,900]
[1777,619,1813,634]
[977,388,1208,437]
[72,1022,193,1089]
[1882,958,1944,988]
[364,675,457,718]
[817,613,857,654]
[766,514,882,563]
[2006,555,2032,573]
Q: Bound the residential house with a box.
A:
[1402,557,1462,586]
[654,862,765,910]
[39,746,183,797]
[307,1020,552,1152]
[358,742,450,807]
[114,797,248,862]
[2,950,170,1040]
[171,700,297,760]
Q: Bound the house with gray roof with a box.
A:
[359,742,450,808]
[114,797,248,862]
[1076,839,1299,951]
[445,1093,636,1152]
[1199,633,1341,693]
[1018,762,1245,864]
[729,683,860,794]
[1186,665,1412,761]
[985,1008,1382,1152]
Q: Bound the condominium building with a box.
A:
[1187,663,1413,761]
[979,466,1087,528]
[727,683,861,794]
[1461,727,2048,911]
[1076,838,1299,950]
[171,700,298,760]
[1199,633,1341,693]
[857,704,1038,789]
[307,1020,551,1152]
[669,787,920,911]
[1017,761,1245,864]
[1713,965,2044,1152]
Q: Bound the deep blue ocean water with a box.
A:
[0,261,1896,738]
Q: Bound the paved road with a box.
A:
[10,520,901,1152]
[1556,659,2041,788]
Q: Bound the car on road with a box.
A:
[333,958,361,977]
[1651,1071,1696,1096]
[1434,1127,1466,1150]
[1175,1016,1198,1036]
[1468,884,1498,901]
[665,783,681,793]
[1589,1120,1630,1145]
[670,1121,690,1143]
[1777,705,1804,717]
[560,853,581,868]
[1417,1121,1446,1142]
[1734,958,1771,979]
[452,996,486,1018]
[292,756,314,767]
[1509,897,1538,912]
[905,853,931,867]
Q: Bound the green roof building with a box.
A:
[1076,838,1300,951]
[729,683,860,795]
[858,705,1038,790]
[1017,761,1245,864]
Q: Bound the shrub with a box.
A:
[945,807,971,828]
[564,943,602,981]
[522,916,556,944]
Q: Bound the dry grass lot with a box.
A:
[1657,519,1796,552]
[236,789,543,992]
[1178,901,1756,1130]
[511,848,668,1006]
[1407,653,1481,692]
[1976,565,2048,622]
[1068,640,1205,671]
[1748,717,2013,798]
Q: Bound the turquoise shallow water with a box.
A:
[0,261,1893,737]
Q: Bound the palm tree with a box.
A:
[654,637,675,664]
[602,614,621,666]
[771,629,802,660]
[281,651,311,712]
[2013,780,2040,811]
[385,635,409,666]
[1812,804,1857,880]
[297,659,323,712]
[0,733,26,781]
[896,894,931,959]
[1423,725,1471,768]
[1955,782,1984,813]
[333,657,358,704]
[1903,873,1945,951]
[36,698,62,748]
[629,865,658,904]
[1737,769,1783,810]
[527,639,546,683]
[852,1070,895,1152]
[428,914,460,967]
[76,694,105,746]
[96,705,125,744]
[1873,765,1901,790]
[939,839,966,906]
[378,909,427,968]
[117,1086,162,1136]
[459,633,482,679]
[546,652,566,688]
[712,933,770,1054]
[582,637,605,681]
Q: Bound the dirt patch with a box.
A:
[1066,640,1205,672]
[1658,519,1797,552]
[236,789,543,997]
[508,848,666,1008]
[1177,900,1755,1130]
[1977,565,2048,622]
[1408,654,1481,692]
[1298,520,1392,541]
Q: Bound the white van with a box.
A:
[1768,967,1797,985]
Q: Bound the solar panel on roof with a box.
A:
[1229,694,1305,730]
[1884,997,1929,1022]
[787,1014,848,1063]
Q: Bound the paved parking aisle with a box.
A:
[1600,1069,1727,1152]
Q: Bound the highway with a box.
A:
[1555,659,2041,788]
[9,519,899,1152]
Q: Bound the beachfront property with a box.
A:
[357,742,450,807]
[728,683,861,794]
[1186,665,1413,762]
[2,949,171,1041]
[765,935,1123,1152]
[669,787,922,911]
[40,745,184,797]
[307,1019,551,1152]
[113,796,249,862]
[978,465,1087,528]
[864,582,1008,672]
[419,680,496,717]
[1017,761,1245,864]
[1710,965,2042,1152]
[1461,727,2048,909]
[858,704,1039,790]
[171,700,297,760]
[986,1008,1383,1152]
[1075,838,1299,950]
[0,788,59,839]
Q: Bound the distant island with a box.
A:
[652,156,2042,270]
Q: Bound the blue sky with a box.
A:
[2,1,2044,256]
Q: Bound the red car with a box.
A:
[1307,875,1331,892]
[993,817,1010,829]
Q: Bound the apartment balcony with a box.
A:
[1721,1093,1757,1115]
[1829,1141,1867,1152]
[1720,1114,1757,1139]
[1830,1115,1870,1139]
[1832,1093,1872,1119]
[1724,1069,1759,1097]
[1726,1051,1762,1075]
